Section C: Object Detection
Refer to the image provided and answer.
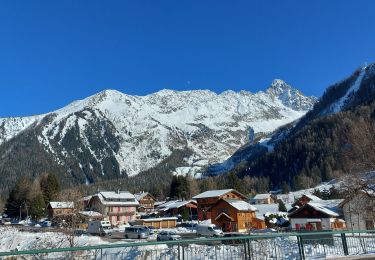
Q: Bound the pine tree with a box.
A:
[169,176,189,200]
[5,176,33,218]
[278,199,287,212]
[40,173,60,204]
[29,193,46,221]
[225,172,247,194]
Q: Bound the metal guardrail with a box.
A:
[0,229,374,259]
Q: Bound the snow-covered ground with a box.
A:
[0,226,105,252]
[1,226,374,259]
[277,179,341,206]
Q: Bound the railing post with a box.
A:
[100,248,103,260]
[247,238,252,260]
[178,243,181,260]
[341,233,349,256]
[297,235,305,260]
[243,239,248,260]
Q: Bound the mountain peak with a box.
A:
[267,79,317,111]
[268,79,293,94]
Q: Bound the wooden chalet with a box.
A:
[47,201,74,219]
[134,192,157,213]
[211,199,260,232]
[250,194,275,205]
[157,200,197,220]
[192,189,248,221]
[288,202,346,231]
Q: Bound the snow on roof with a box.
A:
[78,211,103,217]
[225,199,257,211]
[100,191,135,200]
[156,200,179,209]
[318,199,344,208]
[134,192,155,201]
[308,202,339,216]
[289,202,339,218]
[303,194,322,201]
[49,202,74,209]
[252,194,272,200]
[154,201,167,207]
[166,200,197,210]
[254,203,280,219]
[156,200,196,211]
[94,191,139,206]
[192,189,234,199]
[81,196,92,201]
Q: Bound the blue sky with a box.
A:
[1,1,375,117]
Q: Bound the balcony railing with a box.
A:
[0,229,374,259]
[107,211,136,216]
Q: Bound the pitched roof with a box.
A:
[156,200,179,210]
[308,202,339,216]
[100,191,135,200]
[134,192,156,201]
[49,201,74,209]
[156,200,197,211]
[288,202,339,218]
[252,194,272,200]
[78,211,103,217]
[193,189,247,199]
[318,199,344,208]
[302,194,322,201]
[92,191,139,206]
[215,212,234,221]
[254,203,280,220]
[154,201,167,207]
[224,199,257,211]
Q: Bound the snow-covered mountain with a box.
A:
[230,63,375,189]
[0,80,316,186]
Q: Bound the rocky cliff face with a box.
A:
[0,80,316,188]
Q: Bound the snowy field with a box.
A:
[0,226,106,252]
[0,227,375,259]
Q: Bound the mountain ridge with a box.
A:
[227,63,375,190]
[0,79,316,192]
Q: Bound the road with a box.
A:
[102,231,198,243]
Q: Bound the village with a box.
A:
[1,185,373,243]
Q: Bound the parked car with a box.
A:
[196,224,223,237]
[88,220,112,236]
[73,229,88,236]
[40,221,52,227]
[147,226,157,234]
[176,222,197,228]
[157,231,181,241]
[0,218,12,225]
[124,226,150,239]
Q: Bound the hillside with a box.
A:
[233,64,375,190]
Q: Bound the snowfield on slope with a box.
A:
[0,80,316,180]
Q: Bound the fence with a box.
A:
[0,230,374,259]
